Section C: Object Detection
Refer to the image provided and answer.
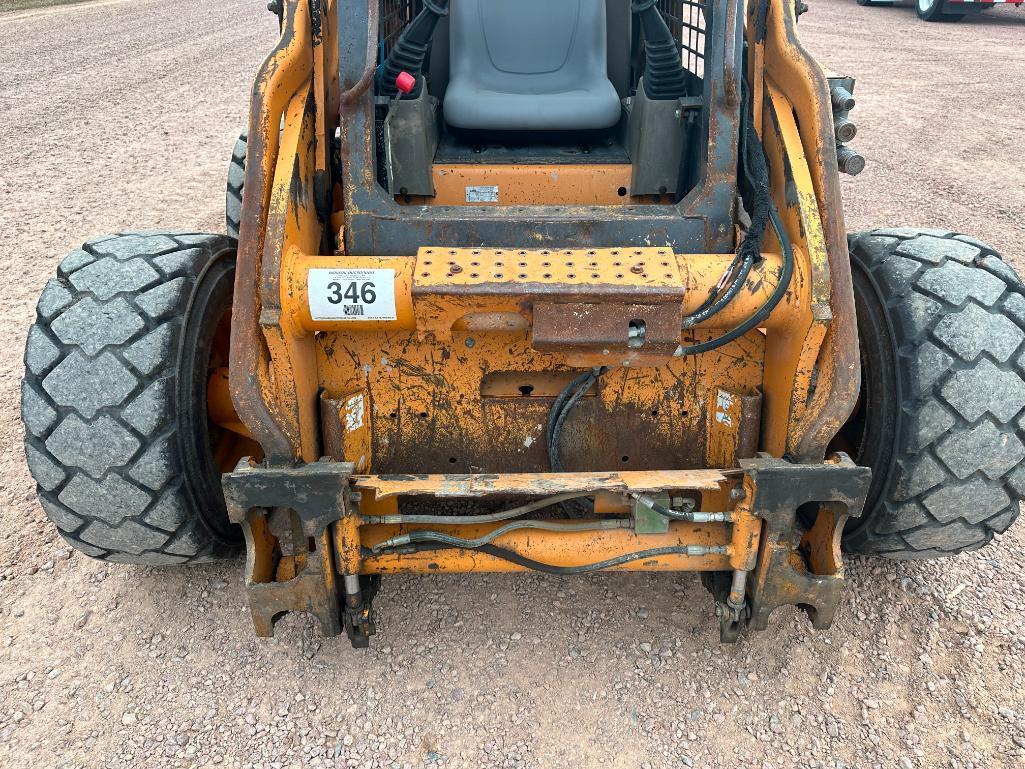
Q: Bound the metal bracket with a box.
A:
[742,453,870,632]
[222,458,355,639]
[632,492,671,534]
[700,454,869,642]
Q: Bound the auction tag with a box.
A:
[308,268,397,321]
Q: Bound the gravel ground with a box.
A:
[2,1,1024,767]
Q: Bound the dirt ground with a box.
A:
[1,0,1024,767]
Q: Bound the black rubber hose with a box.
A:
[682,252,755,329]
[675,201,793,356]
[378,0,449,99]
[398,543,703,575]
[545,371,594,472]
[682,101,769,328]
[632,0,689,100]
[548,368,606,473]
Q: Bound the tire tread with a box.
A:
[846,229,1025,558]
[22,232,237,565]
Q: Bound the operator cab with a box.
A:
[374,0,709,206]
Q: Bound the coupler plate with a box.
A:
[222,456,869,646]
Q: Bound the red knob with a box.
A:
[395,71,416,95]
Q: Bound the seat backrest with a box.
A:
[443,0,623,131]
[428,0,632,99]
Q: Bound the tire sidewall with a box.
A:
[176,249,240,544]
[844,254,903,540]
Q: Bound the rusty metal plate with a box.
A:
[532,301,683,356]
[352,469,728,499]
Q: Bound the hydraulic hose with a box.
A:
[381,544,729,575]
[674,201,793,356]
[675,85,794,355]
[681,95,770,329]
[362,492,590,526]
[370,518,631,554]
[548,368,606,474]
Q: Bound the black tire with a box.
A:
[22,232,243,565]
[226,132,246,239]
[916,0,965,20]
[857,0,894,6]
[838,229,1025,558]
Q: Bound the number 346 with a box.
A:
[327,281,376,305]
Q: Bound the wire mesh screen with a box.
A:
[379,0,415,57]
[657,0,707,80]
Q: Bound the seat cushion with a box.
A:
[444,0,623,131]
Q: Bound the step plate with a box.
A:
[413,247,685,298]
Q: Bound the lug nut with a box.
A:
[834,118,857,144]
[830,86,856,112]
[837,144,866,176]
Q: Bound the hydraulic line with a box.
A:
[681,100,769,329]
[674,202,793,357]
[545,371,595,473]
[548,367,607,474]
[682,252,755,329]
[377,543,730,575]
[370,518,632,554]
[674,94,795,357]
[362,492,591,526]
[630,493,732,523]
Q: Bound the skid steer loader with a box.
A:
[23,0,1025,647]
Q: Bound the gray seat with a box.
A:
[443,0,623,132]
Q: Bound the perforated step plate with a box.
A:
[413,247,684,299]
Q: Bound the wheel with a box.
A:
[857,0,894,6]
[22,232,252,564]
[226,132,246,239]
[917,0,965,21]
[836,229,1025,558]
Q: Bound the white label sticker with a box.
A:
[344,394,365,432]
[308,268,397,321]
[466,185,499,203]
[715,389,735,426]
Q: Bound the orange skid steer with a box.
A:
[23,0,1025,647]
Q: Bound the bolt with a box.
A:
[834,118,857,144]
[449,264,463,274]
[630,264,644,275]
[830,85,856,111]
[836,144,866,176]
[464,337,475,348]
[729,486,746,502]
